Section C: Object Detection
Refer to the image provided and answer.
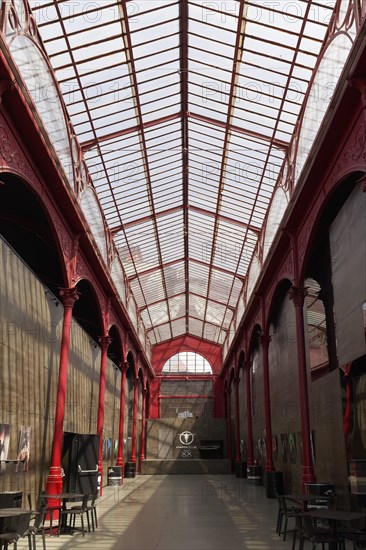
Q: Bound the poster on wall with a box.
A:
[102,437,107,460]
[15,426,32,472]
[297,432,303,465]
[114,439,118,459]
[288,432,297,464]
[107,438,112,460]
[280,433,288,463]
[0,423,11,473]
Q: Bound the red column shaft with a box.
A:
[97,336,112,494]
[245,362,254,466]
[260,335,275,472]
[130,378,139,462]
[290,286,316,487]
[226,388,232,463]
[116,363,128,468]
[234,377,241,464]
[139,388,147,470]
[46,287,79,497]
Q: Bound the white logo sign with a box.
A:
[179,431,194,445]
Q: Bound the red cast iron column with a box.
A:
[97,335,112,494]
[130,377,139,463]
[46,287,79,496]
[116,362,128,469]
[234,376,241,465]
[245,360,254,466]
[289,286,316,487]
[139,387,147,471]
[259,334,275,472]
[226,386,232,465]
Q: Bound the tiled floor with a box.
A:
[16,475,355,549]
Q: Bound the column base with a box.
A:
[301,467,317,491]
[115,457,124,467]
[45,466,63,496]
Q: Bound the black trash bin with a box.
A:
[265,471,283,498]
[124,462,136,478]
[235,462,247,478]
[247,465,262,485]
[108,466,123,486]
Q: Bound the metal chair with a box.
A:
[23,496,47,550]
[299,515,346,550]
[278,496,302,541]
[85,493,98,532]
[57,494,89,537]
[0,511,32,550]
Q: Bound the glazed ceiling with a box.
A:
[27,0,339,348]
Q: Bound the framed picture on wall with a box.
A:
[0,424,11,474]
[102,437,107,460]
[114,439,118,459]
[15,426,31,472]
[107,438,112,460]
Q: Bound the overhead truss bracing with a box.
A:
[28,0,339,347]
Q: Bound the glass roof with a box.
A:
[28,0,339,347]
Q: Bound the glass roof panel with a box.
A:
[28,0,340,351]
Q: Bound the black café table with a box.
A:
[0,508,31,534]
[41,493,84,534]
[302,509,366,549]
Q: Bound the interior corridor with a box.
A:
[15,474,355,550]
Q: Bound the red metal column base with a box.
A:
[45,466,63,496]
[301,467,317,491]
[265,460,275,473]
[115,457,124,467]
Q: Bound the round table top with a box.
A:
[0,508,30,517]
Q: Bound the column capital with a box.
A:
[234,376,240,387]
[142,387,148,397]
[258,333,271,349]
[120,361,129,374]
[59,287,80,308]
[98,335,112,350]
[289,286,308,308]
[225,386,232,396]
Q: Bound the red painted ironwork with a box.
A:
[116,362,128,469]
[97,335,113,494]
[46,287,79,497]
[130,377,139,463]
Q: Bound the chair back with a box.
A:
[81,494,89,511]
[11,511,32,537]
[301,515,316,539]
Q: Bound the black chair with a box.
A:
[1,511,32,550]
[0,531,19,550]
[40,492,62,536]
[278,496,302,541]
[299,515,346,550]
[85,494,98,532]
[23,496,47,550]
[57,494,89,537]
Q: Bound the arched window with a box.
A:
[162,352,212,374]
[305,278,329,371]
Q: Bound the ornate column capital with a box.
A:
[120,361,129,374]
[289,286,308,308]
[59,287,80,308]
[98,335,112,350]
[258,333,271,349]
